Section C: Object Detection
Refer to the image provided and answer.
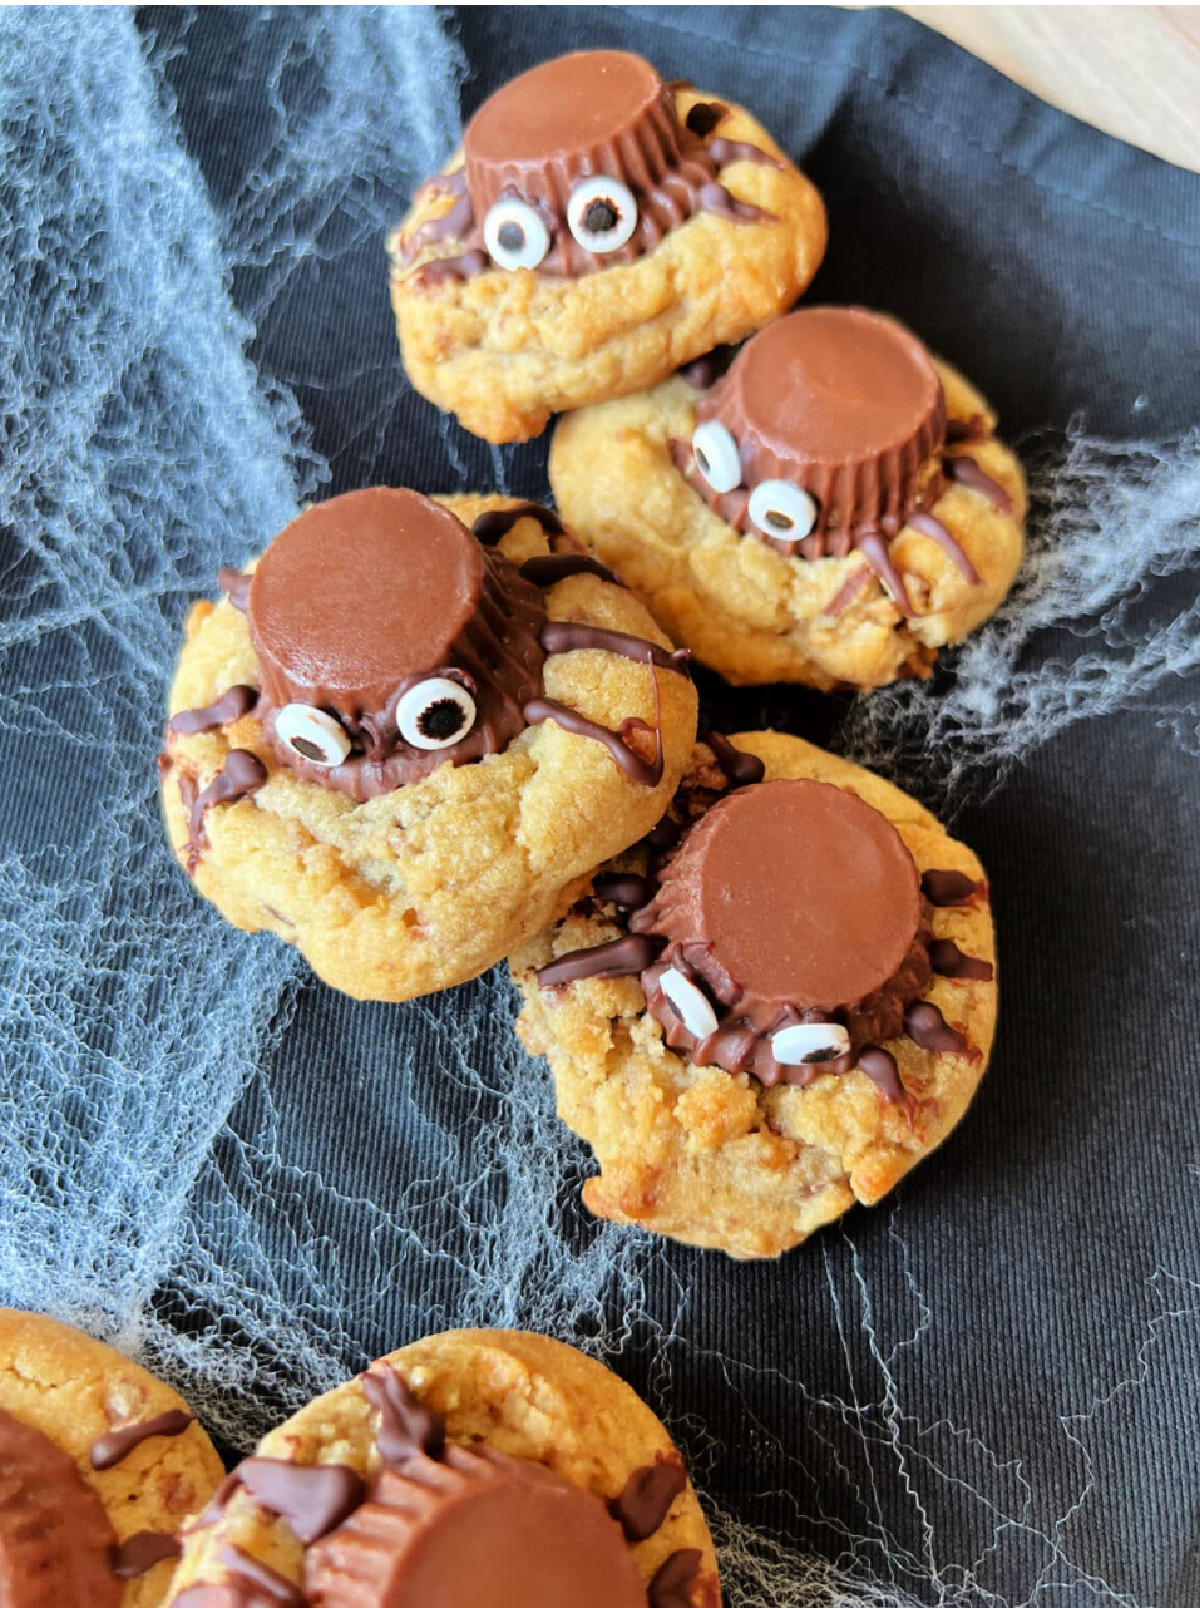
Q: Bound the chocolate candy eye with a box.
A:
[658,966,719,1040]
[770,1022,850,1065]
[275,704,351,767]
[395,677,477,751]
[483,199,551,271]
[691,420,742,494]
[747,480,818,542]
[566,177,638,253]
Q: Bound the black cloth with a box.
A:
[144,9,1200,1602]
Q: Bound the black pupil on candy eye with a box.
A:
[584,198,619,234]
[420,698,467,741]
[497,221,525,252]
[695,448,710,475]
[292,736,327,762]
[764,510,794,532]
[803,1045,840,1063]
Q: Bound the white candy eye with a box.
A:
[275,704,351,767]
[566,177,638,253]
[748,480,818,542]
[395,677,477,751]
[691,420,742,494]
[483,199,551,271]
[658,966,719,1040]
[771,1022,850,1066]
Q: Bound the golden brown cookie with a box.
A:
[166,1329,719,1608]
[0,1309,223,1607]
[511,732,998,1259]
[160,494,698,1003]
[549,312,1026,688]
[388,53,826,443]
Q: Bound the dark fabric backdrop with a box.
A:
[142,8,1200,1603]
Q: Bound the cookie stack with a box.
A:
[161,48,1018,1265]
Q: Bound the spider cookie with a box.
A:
[160,490,697,1002]
[166,1328,719,1608]
[388,49,826,442]
[512,732,997,1259]
[0,1309,223,1607]
[550,306,1026,688]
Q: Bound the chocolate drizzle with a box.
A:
[111,1529,181,1578]
[218,567,251,611]
[944,453,1012,513]
[929,938,993,982]
[537,933,665,988]
[90,1407,193,1471]
[907,511,980,584]
[238,1458,366,1543]
[362,1363,446,1465]
[184,751,268,873]
[168,685,258,738]
[610,1453,687,1542]
[856,1047,913,1112]
[520,552,623,587]
[540,620,690,674]
[684,101,728,137]
[472,501,564,546]
[677,344,739,390]
[905,1001,971,1056]
[593,872,655,910]
[921,868,984,907]
[524,696,665,787]
[707,136,784,170]
[648,1548,704,1608]
[705,732,765,787]
[213,1543,304,1605]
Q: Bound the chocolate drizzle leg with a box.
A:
[472,502,564,546]
[648,1549,704,1608]
[361,1364,446,1464]
[921,869,984,907]
[519,552,624,587]
[168,685,258,738]
[523,694,665,787]
[540,620,690,674]
[609,1453,687,1542]
[537,933,665,988]
[704,732,765,787]
[856,1047,913,1112]
[929,939,993,981]
[238,1458,366,1543]
[943,453,1012,514]
[90,1408,193,1471]
[906,512,980,585]
[110,1530,182,1578]
[905,1001,971,1056]
[184,751,268,873]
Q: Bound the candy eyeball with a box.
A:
[691,420,742,495]
[275,705,352,767]
[566,176,639,253]
[770,1022,851,1066]
[747,480,819,542]
[483,198,551,271]
[659,966,719,1040]
[395,677,478,751]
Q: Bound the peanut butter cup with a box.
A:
[688,307,947,558]
[304,1445,646,1608]
[247,489,547,800]
[0,1408,123,1608]
[629,778,933,1085]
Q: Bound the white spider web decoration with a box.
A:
[0,11,1196,1607]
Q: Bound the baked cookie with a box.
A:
[165,1328,720,1608]
[388,50,826,442]
[512,731,998,1259]
[0,1309,223,1607]
[160,491,697,1003]
[550,306,1026,688]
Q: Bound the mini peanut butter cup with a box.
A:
[0,1408,123,1608]
[631,779,932,1082]
[695,307,946,550]
[247,489,547,800]
[463,50,690,222]
[304,1444,646,1608]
